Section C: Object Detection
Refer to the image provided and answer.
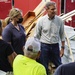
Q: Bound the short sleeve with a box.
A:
[6,43,14,56]
[34,18,42,40]
[2,27,12,42]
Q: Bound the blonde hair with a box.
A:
[4,17,10,25]
[9,8,22,19]
[24,50,38,59]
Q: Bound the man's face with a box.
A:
[47,5,56,18]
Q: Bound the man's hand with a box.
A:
[60,48,64,57]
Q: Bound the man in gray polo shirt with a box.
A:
[35,1,65,75]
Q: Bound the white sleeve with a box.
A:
[34,18,42,40]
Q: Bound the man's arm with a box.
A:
[59,20,65,57]
[60,41,65,57]
[34,18,42,40]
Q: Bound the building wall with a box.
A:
[14,0,41,16]
[14,0,61,16]
[0,0,12,19]
[0,0,61,19]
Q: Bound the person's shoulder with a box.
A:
[55,15,63,21]
[37,17,43,21]
[4,23,12,30]
[54,63,74,74]
[54,64,63,75]
[57,62,75,69]
[63,62,75,68]
[14,55,24,61]
[18,24,23,27]
[19,24,24,30]
[57,62,75,68]
[15,55,23,58]
[13,55,26,66]
[54,15,58,19]
[55,63,68,70]
[54,63,75,75]
[37,15,47,21]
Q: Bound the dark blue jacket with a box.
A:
[54,62,75,75]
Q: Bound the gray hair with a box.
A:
[45,1,56,9]
[24,50,38,59]
[24,37,41,59]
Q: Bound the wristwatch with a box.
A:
[61,46,65,49]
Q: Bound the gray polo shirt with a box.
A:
[35,14,65,44]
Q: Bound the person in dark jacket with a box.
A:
[0,20,15,72]
[54,62,75,75]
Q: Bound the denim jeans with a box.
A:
[40,43,61,75]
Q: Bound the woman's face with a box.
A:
[14,14,23,23]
